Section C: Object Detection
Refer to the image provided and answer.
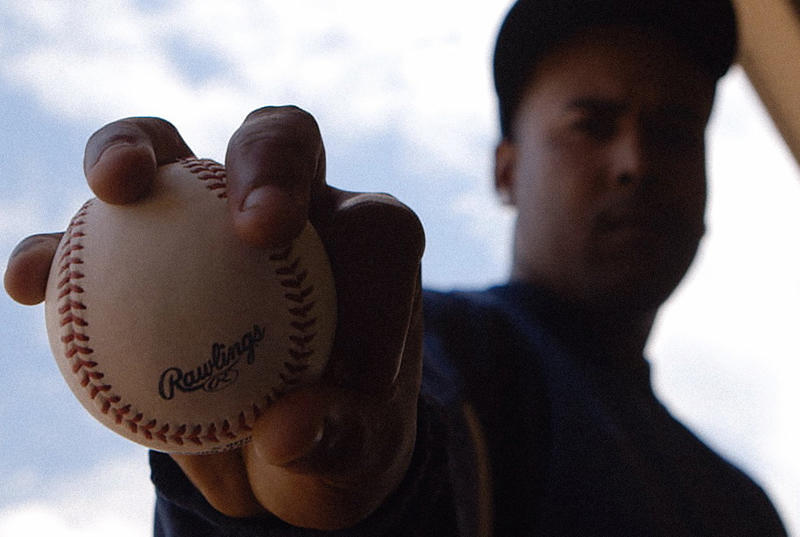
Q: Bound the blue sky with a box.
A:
[1,1,798,535]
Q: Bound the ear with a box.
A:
[494,138,517,206]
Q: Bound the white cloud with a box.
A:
[0,505,143,537]
[451,184,514,269]
[648,67,800,536]
[0,0,510,163]
[1,2,798,534]
[0,186,92,279]
[0,198,50,277]
[0,453,154,537]
[0,198,48,240]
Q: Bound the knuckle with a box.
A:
[338,195,425,259]
[4,233,60,305]
[84,117,188,172]
[134,117,184,150]
[85,120,148,169]
[245,105,315,126]
[9,233,61,261]
[233,106,321,151]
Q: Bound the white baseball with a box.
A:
[44,157,336,454]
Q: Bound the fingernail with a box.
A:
[9,241,29,260]
[241,186,270,212]
[89,135,143,169]
[291,415,328,464]
[9,233,61,260]
[312,417,327,445]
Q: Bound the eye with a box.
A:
[649,118,705,150]
[647,108,707,150]
[572,115,617,142]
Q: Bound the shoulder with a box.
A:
[422,288,510,363]
[421,288,502,406]
[422,288,476,321]
[421,286,547,405]
[423,285,544,350]
[423,287,511,331]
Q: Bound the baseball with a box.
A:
[44,157,336,454]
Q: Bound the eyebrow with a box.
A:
[567,97,707,123]
[567,97,627,115]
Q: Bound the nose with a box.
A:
[610,125,649,188]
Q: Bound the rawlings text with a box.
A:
[158,325,266,400]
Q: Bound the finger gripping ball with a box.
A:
[44,158,336,454]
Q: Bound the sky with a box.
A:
[0,1,798,535]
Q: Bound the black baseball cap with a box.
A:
[493,0,738,137]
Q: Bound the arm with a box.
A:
[5,107,426,531]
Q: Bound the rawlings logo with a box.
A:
[158,325,265,400]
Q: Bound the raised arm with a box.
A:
[5,106,426,531]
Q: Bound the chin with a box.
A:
[588,224,702,308]
[590,252,698,315]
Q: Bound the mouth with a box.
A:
[596,209,665,235]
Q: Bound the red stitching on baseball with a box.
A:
[284,362,310,375]
[291,318,318,332]
[179,157,326,426]
[128,413,143,433]
[58,300,86,314]
[140,420,157,440]
[59,256,84,269]
[269,240,323,391]
[58,285,85,299]
[271,385,287,400]
[171,424,187,445]
[65,345,93,358]
[187,425,203,445]
[89,382,112,399]
[280,269,308,289]
[60,314,88,327]
[156,424,170,443]
[279,372,302,385]
[54,159,325,451]
[57,271,81,284]
[289,302,315,317]
[289,349,314,361]
[269,246,292,262]
[284,286,314,303]
[112,404,131,424]
[71,357,97,372]
[61,332,90,343]
[289,333,315,346]
[275,258,301,275]
[179,157,227,199]
[221,420,235,440]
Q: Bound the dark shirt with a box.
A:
[151,284,787,536]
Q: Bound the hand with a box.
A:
[4,107,425,530]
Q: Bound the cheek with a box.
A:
[659,139,707,188]
[511,131,607,254]
[522,134,602,199]
[666,162,708,220]
[515,162,600,256]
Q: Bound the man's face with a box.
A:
[496,26,716,313]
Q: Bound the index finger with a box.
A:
[84,117,194,205]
